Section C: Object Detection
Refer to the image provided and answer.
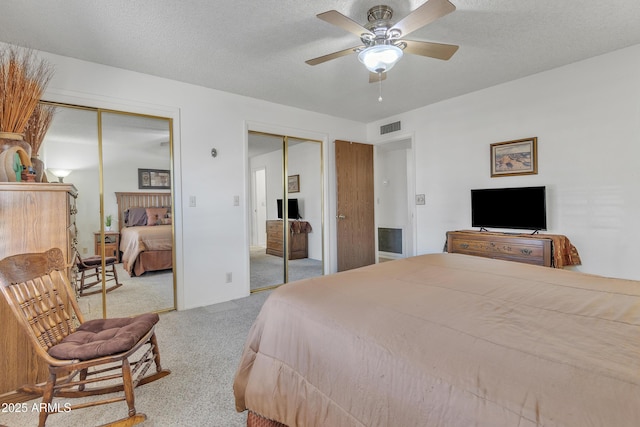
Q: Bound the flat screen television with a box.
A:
[277,198,301,220]
[471,186,546,231]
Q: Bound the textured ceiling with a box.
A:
[2,0,640,123]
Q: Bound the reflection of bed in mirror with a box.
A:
[116,192,173,276]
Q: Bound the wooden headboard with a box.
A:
[115,192,172,231]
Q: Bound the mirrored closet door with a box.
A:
[41,102,176,319]
[248,131,324,291]
[101,111,174,318]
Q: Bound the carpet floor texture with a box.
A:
[0,290,271,427]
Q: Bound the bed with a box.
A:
[234,253,640,427]
[115,192,173,276]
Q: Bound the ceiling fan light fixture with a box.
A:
[358,44,403,73]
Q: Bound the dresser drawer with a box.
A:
[447,231,552,267]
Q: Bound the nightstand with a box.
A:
[94,231,121,262]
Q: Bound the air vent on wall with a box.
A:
[380,121,401,135]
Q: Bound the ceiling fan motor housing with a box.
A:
[362,5,402,48]
[367,5,393,22]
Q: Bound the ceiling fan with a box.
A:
[306,0,459,83]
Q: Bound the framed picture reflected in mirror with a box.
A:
[138,168,171,189]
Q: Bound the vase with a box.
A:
[30,156,47,182]
[0,133,33,182]
[0,132,32,158]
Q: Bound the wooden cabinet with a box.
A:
[266,220,309,260]
[447,230,552,267]
[94,231,120,262]
[0,182,78,404]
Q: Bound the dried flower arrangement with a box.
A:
[0,46,54,136]
[24,102,56,156]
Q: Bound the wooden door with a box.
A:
[335,140,375,271]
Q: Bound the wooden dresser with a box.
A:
[0,182,78,404]
[266,220,309,260]
[94,230,121,262]
[447,230,552,267]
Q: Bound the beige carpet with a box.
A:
[250,245,323,291]
[77,263,174,319]
[0,290,272,427]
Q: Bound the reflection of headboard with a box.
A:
[115,192,172,231]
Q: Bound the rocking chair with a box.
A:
[75,252,123,296]
[0,248,170,427]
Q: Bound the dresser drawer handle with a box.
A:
[520,248,533,255]
[460,243,469,249]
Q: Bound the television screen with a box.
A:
[471,186,546,231]
[277,198,301,220]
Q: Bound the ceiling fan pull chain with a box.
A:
[378,72,383,102]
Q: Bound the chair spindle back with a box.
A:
[0,248,83,354]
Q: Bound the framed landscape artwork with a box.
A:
[288,174,300,193]
[138,168,171,189]
[490,137,538,177]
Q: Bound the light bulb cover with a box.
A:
[49,169,71,178]
[358,45,403,73]
[49,169,72,182]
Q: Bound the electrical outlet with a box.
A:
[225,272,232,283]
[82,247,88,254]
[189,195,196,207]
[416,194,426,205]
[233,195,240,206]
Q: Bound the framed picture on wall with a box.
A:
[138,168,171,189]
[490,137,538,177]
[288,174,300,193]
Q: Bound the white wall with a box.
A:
[367,43,640,280]
[376,146,409,257]
[27,47,365,310]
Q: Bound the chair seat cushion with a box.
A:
[80,256,117,267]
[48,313,159,361]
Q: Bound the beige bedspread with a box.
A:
[120,225,172,274]
[234,253,640,427]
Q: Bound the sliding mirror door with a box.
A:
[285,137,323,282]
[41,102,175,319]
[101,111,175,318]
[249,133,284,290]
[248,132,323,291]
[41,104,102,319]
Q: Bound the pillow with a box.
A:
[125,207,148,226]
[159,217,172,225]
[145,207,168,226]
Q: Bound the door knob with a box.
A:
[337,214,346,219]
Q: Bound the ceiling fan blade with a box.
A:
[317,10,372,37]
[305,46,362,66]
[391,0,456,38]
[369,72,387,83]
[403,40,459,60]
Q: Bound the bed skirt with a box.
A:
[124,250,173,276]
[247,411,288,427]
